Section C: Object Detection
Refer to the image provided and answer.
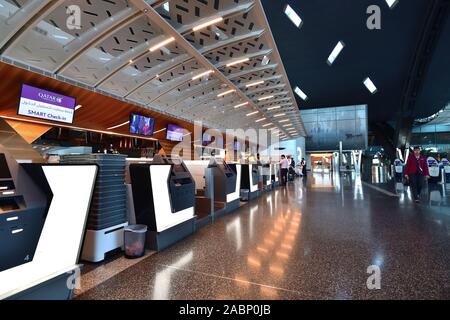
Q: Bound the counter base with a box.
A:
[195,214,212,229]
[225,198,240,214]
[81,222,128,262]
[6,269,76,300]
[147,217,196,251]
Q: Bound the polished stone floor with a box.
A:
[76,173,450,300]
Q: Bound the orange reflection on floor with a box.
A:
[260,286,279,298]
[276,251,289,259]
[264,238,275,246]
[247,256,261,268]
[281,243,292,250]
[269,264,285,276]
[234,275,251,288]
[257,246,269,254]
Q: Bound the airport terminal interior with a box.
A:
[1,0,450,301]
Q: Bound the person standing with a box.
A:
[301,158,307,177]
[404,146,430,203]
[280,155,289,186]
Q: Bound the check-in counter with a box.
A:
[240,163,260,201]
[271,163,280,187]
[0,148,97,300]
[129,155,196,251]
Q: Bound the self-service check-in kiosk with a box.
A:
[60,154,128,263]
[272,163,280,187]
[394,159,404,182]
[0,147,97,300]
[441,158,450,183]
[427,157,440,184]
[240,163,260,201]
[129,155,196,251]
[184,158,240,225]
[262,163,273,191]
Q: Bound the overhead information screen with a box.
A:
[18,84,76,124]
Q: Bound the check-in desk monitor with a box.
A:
[129,155,195,233]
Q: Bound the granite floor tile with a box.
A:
[77,174,450,300]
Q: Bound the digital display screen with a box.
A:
[129,113,155,136]
[166,124,184,142]
[18,84,76,124]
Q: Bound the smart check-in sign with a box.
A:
[18,84,76,124]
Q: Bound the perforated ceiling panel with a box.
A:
[0,0,305,138]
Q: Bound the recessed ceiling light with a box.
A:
[294,86,308,101]
[284,4,303,28]
[267,105,281,111]
[274,113,286,117]
[217,89,235,97]
[258,95,274,101]
[385,0,399,8]
[192,70,214,80]
[363,77,378,94]
[233,102,248,109]
[149,37,175,52]
[262,123,273,127]
[261,55,270,66]
[279,119,290,123]
[193,17,223,32]
[163,2,170,12]
[327,41,345,66]
[226,57,250,67]
[255,117,266,123]
[246,111,259,116]
[245,80,265,88]
[283,124,293,128]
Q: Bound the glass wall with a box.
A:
[301,105,368,151]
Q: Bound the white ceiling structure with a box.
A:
[0,0,306,139]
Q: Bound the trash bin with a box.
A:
[124,224,147,259]
[240,189,250,201]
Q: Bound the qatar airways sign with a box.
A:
[18,84,76,124]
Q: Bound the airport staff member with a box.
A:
[405,146,430,203]
[280,155,289,186]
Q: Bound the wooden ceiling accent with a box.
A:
[0,62,194,142]
[5,120,51,144]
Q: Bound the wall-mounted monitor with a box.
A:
[18,84,76,124]
[166,124,184,142]
[129,113,155,136]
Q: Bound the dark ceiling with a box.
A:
[261,0,450,123]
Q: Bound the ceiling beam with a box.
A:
[129,0,291,136]
[55,8,142,73]
[0,0,65,54]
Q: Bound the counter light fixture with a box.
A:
[107,121,130,130]
[153,128,167,134]
[193,17,223,32]
[258,95,274,101]
[149,37,175,52]
[226,57,250,67]
[245,80,265,88]
[217,89,235,97]
[75,105,82,110]
[192,70,214,80]
[363,77,378,94]
[327,41,345,66]
[386,0,399,8]
[284,4,303,28]
[233,102,249,109]
[294,86,308,101]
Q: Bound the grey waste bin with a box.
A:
[124,224,147,258]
